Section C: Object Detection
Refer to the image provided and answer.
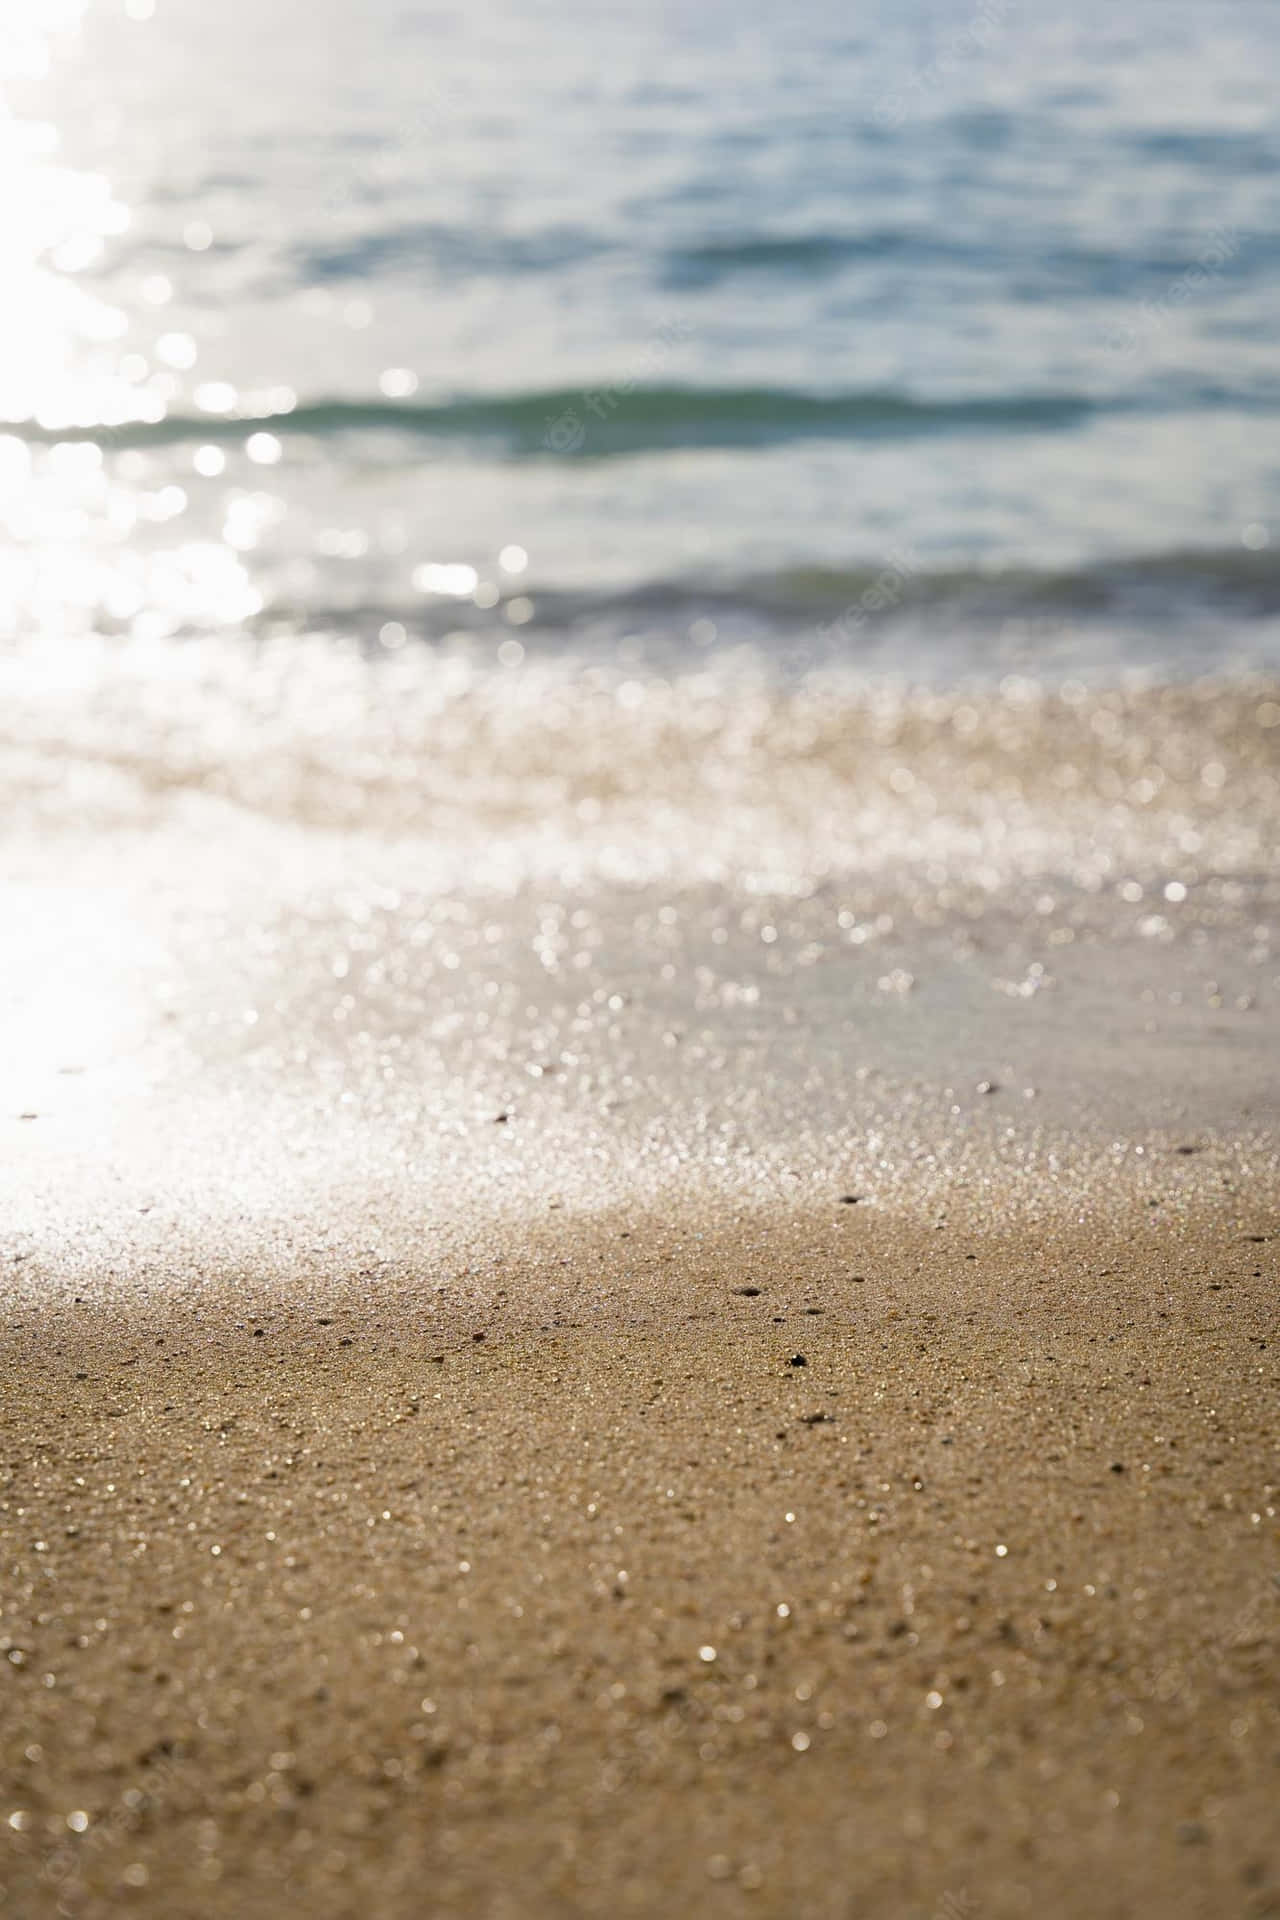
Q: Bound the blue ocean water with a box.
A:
[3,0,1280,678]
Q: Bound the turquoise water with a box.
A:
[3,0,1280,677]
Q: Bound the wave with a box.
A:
[741,546,1280,623]
[296,220,608,282]
[0,381,1137,458]
[9,377,1275,460]
[658,226,1274,294]
[262,546,1280,652]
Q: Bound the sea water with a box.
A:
[2,0,1279,1268]
[3,0,1279,678]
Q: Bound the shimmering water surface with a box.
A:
[3,0,1280,671]
[3,1,1280,1268]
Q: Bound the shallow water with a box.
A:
[3,3,1279,1278]
[5,655,1278,1280]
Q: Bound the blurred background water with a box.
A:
[4,0,1280,1262]
[3,0,1280,682]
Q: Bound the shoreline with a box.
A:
[2,657,1277,1914]
[6,2,1280,1909]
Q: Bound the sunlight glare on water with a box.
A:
[0,0,1277,1273]
[1,0,1279,667]
[0,0,268,639]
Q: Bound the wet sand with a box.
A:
[2,1193,1277,1920]
[2,665,1279,1914]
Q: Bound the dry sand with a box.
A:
[2,1194,1277,1920]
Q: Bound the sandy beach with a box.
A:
[3,658,1280,1916]
[6,3,1280,1912]
[2,1189,1277,1920]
